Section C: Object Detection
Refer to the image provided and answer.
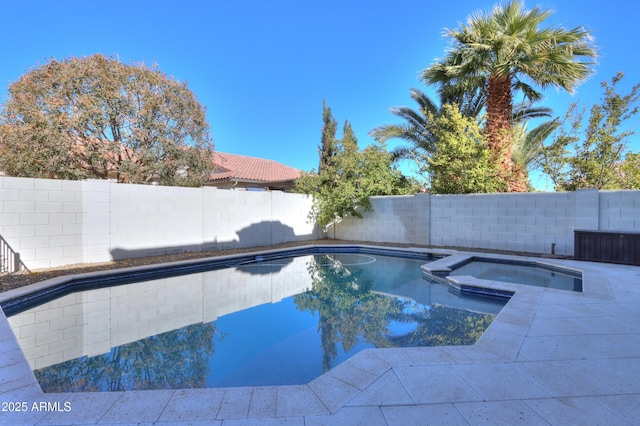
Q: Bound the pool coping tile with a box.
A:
[590,394,640,425]
[37,392,119,425]
[248,386,278,418]
[318,358,381,391]
[217,386,253,419]
[97,389,176,424]
[454,400,551,425]
[524,396,633,425]
[308,373,361,414]
[451,362,552,401]
[345,370,414,407]
[381,403,468,426]
[275,385,330,417]
[393,365,485,405]
[305,406,388,426]
[158,387,225,422]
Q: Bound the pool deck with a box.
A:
[1,248,639,425]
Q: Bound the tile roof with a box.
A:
[209,152,302,183]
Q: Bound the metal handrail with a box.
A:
[0,234,29,274]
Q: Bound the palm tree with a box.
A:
[512,118,561,171]
[421,0,597,191]
[370,85,491,162]
[369,88,440,162]
[370,87,554,175]
[511,117,561,189]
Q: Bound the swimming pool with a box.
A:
[449,257,583,292]
[5,248,506,392]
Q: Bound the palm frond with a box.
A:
[512,103,553,122]
[512,118,561,168]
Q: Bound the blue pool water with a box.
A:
[7,252,506,392]
[449,259,582,291]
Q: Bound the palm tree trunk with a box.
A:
[485,74,528,192]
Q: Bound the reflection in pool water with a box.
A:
[8,253,506,392]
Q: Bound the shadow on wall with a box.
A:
[110,220,307,261]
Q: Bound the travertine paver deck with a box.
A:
[1,248,639,425]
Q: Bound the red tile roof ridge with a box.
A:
[210,151,302,183]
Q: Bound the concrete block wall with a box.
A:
[575,188,599,231]
[598,190,640,231]
[200,188,317,251]
[110,183,205,259]
[0,178,101,268]
[332,194,429,244]
[3,175,639,266]
[0,176,319,270]
[79,180,111,263]
[331,189,640,256]
[430,191,577,255]
[271,190,319,245]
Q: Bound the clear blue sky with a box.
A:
[1,1,638,190]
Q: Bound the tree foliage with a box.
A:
[537,72,640,190]
[423,104,505,194]
[370,88,442,162]
[318,99,338,175]
[619,153,640,189]
[297,104,417,227]
[421,0,597,192]
[35,322,215,392]
[370,87,556,191]
[0,54,213,186]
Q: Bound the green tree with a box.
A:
[297,104,417,227]
[619,153,640,189]
[340,120,358,154]
[511,119,561,171]
[421,0,597,192]
[370,87,484,162]
[0,54,213,186]
[318,99,338,174]
[370,87,555,186]
[537,72,640,190]
[370,88,442,161]
[510,117,562,190]
[424,104,505,194]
